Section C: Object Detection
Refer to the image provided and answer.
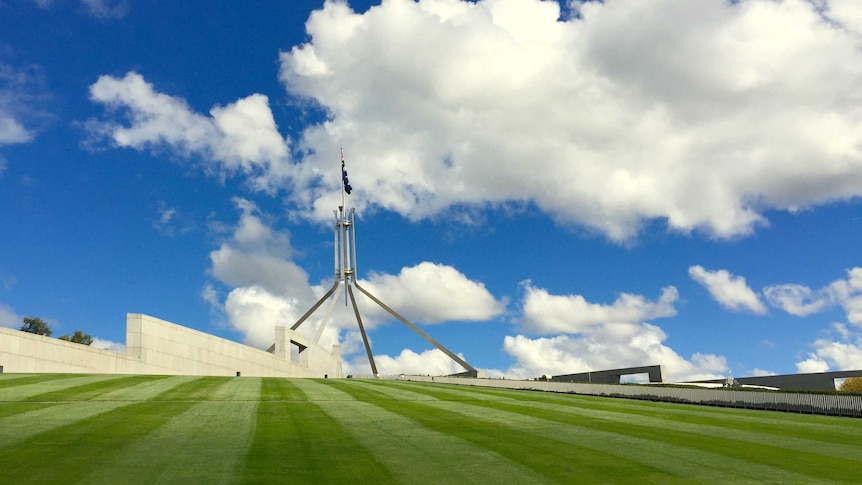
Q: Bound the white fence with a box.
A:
[402,376,862,418]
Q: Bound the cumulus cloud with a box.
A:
[763,283,831,317]
[86,1,862,242]
[519,282,678,334]
[345,348,465,376]
[764,267,862,325]
[207,199,503,354]
[357,262,506,324]
[205,198,319,347]
[88,72,290,192]
[751,368,776,377]
[688,265,767,314]
[209,199,313,300]
[796,355,829,373]
[506,283,722,381]
[824,0,862,35]
[807,338,862,370]
[796,322,862,372]
[90,338,126,353]
[276,0,862,240]
[502,331,727,382]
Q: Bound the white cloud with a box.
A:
[796,322,862,372]
[751,368,776,377]
[87,1,862,242]
[764,267,862,325]
[345,348,465,376]
[825,0,862,35]
[796,355,829,373]
[357,262,506,324]
[519,282,678,334]
[0,115,31,146]
[207,199,501,355]
[501,330,727,382]
[88,72,291,192]
[688,265,767,314]
[0,302,20,328]
[209,198,314,301]
[274,0,862,241]
[91,338,125,353]
[205,199,320,348]
[223,285,307,349]
[0,63,40,147]
[763,283,831,317]
[504,283,723,381]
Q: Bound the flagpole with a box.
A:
[291,146,478,377]
[340,147,346,210]
[340,147,347,306]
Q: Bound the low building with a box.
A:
[0,313,342,378]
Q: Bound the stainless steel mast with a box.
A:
[291,149,477,378]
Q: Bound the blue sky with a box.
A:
[2,0,862,380]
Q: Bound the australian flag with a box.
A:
[341,152,353,194]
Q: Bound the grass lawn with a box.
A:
[0,374,859,484]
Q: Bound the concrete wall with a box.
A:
[0,313,342,378]
[551,365,666,384]
[399,376,862,417]
[691,370,862,391]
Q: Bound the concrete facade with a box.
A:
[0,313,342,378]
[690,370,862,391]
[550,365,666,384]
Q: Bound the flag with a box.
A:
[341,151,353,194]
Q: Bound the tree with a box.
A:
[839,377,862,393]
[58,329,94,346]
[20,316,52,336]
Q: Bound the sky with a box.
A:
[2,0,862,381]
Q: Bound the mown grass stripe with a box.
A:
[0,402,129,450]
[304,380,555,485]
[79,400,259,485]
[91,375,198,401]
[260,376,308,401]
[152,376,236,401]
[454,382,861,434]
[0,375,199,448]
[207,376,262,401]
[485,394,862,463]
[347,379,441,401]
[465,384,862,443]
[0,374,57,388]
[329,380,686,484]
[22,374,163,402]
[0,400,195,484]
[0,374,75,388]
[0,401,54,418]
[432,390,855,483]
[0,374,125,401]
[238,378,395,484]
[403,391,828,484]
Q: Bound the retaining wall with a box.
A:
[0,313,342,378]
[402,376,862,418]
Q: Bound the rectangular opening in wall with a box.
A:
[621,372,650,383]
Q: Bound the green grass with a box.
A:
[0,374,859,484]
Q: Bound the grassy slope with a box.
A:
[0,374,859,484]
